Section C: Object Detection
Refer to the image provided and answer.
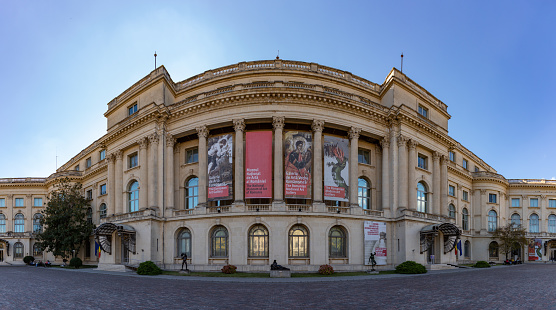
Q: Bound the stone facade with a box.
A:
[1,59,555,270]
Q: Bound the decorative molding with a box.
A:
[407,139,418,150]
[166,133,176,147]
[397,134,408,147]
[115,150,123,160]
[233,119,246,132]
[149,133,159,144]
[272,116,285,130]
[138,137,149,149]
[480,189,487,195]
[196,126,209,139]
[379,137,390,149]
[348,127,361,140]
[311,119,325,132]
[432,151,440,161]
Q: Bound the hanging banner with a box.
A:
[207,134,233,200]
[284,131,312,198]
[245,131,273,198]
[364,221,387,266]
[528,238,543,261]
[323,135,349,201]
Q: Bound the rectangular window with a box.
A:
[530,198,539,208]
[86,190,93,200]
[511,198,520,207]
[474,166,479,172]
[449,151,455,162]
[129,153,138,168]
[100,149,106,161]
[417,154,428,170]
[128,103,138,116]
[489,194,497,203]
[549,199,556,208]
[449,185,455,197]
[462,159,468,170]
[100,184,107,195]
[358,149,370,164]
[75,165,80,171]
[418,105,428,118]
[186,148,198,164]
[15,198,24,207]
[33,198,42,207]
[0,198,5,207]
[462,191,468,201]
[86,157,92,168]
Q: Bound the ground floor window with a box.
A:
[248,225,269,257]
[489,241,499,259]
[464,240,471,258]
[211,226,228,257]
[14,242,23,258]
[329,226,347,258]
[33,243,42,257]
[178,228,192,258]
[289,225,309,258]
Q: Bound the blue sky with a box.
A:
[1,1,554,179]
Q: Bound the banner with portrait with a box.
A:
[364,221,387,266]
[324,135,349,201]
[528,238,543,261]
[284,131,312,199]
[245,131,272,198]
[207,134,233,200]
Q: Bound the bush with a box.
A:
[318,264,334,275]
[474,261,491,268]
[137,261,162,275]
[221,264,237,274]
[23,256,35,265]
[395,261,427,274]
[69,257,83,269]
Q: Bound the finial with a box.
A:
[154,51,157,69]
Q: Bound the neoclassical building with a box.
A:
[1,59,555,271]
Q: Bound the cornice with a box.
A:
[447,165,473,181]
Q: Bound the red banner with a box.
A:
[245,131,273,198]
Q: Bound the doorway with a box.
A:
[0,249,3,262]
[122,243,129,264]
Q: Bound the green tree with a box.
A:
[36,178,94,259]
[491,223,528,260]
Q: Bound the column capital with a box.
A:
[432,151,440,161]
[165,133,176,147]
[115,150,123,160]
[480,189,487,195]
[233,119,246,132]
[440,154,448,165]
[348,127,361,140]
[375,146,382,155]
[311,119,325,132]
[107,153,117,163]
[26,194,32,199]
[196,126,209,139]
[272,116,285,130]
[149,132,159,144]
[397,134,408,147]
[7,194,13,199]
[387,117,400,130]
[407,139,418,150]
[379,137,390,149]
[138,137,149,149]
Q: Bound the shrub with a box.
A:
[137,261,162,275]
[23,256,35,265]
[221,264,237,274]
[474,261,491,268]
[395,261,427,274]
[318,264,334,275]
[69,257,83,269]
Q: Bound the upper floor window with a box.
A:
[448,204,456,218]
[417,154,428,170]
[99,203,107,218]
[358,149,370,164]
[511,198,520,208]
[128,103,137,116]
[449,151,455,162]
[87,207,93,224]
[462,190,469,201]
[549,215,556,233]
[186,148,198,164]
[86,190,93,200]
[462,208,469,230]
[100,184,107,195]
[14,213,25,233]
[474,166,480,172]
[129,153,138,169]
[33,198,42,207]
[86,157,92,168]
[100,149,106,161]
[418,105,428,118]
[417,182,428,213]
[448,185,455,197]
[489,194,497,204]
[530,198,539,208]
[0,214,5,233]
[33,213,43,233]
[511,213,521,227]
[550,199,556,208]
[358,178,371,210]
[15,198,24,207]
[75,165,80,171]
[128,181,139,212]
[185,177,199,209]
[529,214,539,233]
[0,198,4,207]
[462,159,468,170]
[488,210,498,232]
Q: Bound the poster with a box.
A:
[364,221,387,265]
[528,238,543,261]
[324,135,349,201]
[207,134,233,200]
[284,131,312,198]
[245,131,272,198]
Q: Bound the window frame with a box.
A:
[100,149,106,161]
[417,182,428,213]
[449,151,455,162]
[211,226,228,258]
[99,203,107,219]
[33,198,42,207]
[86,157,92,168]
[0,214,5,233]
[448,204,456,218]
[489,241,499,258]
[489,194,497,204]
[14,242,24,258]
[548,215,556,233]
[462,190,469,202]
[0,198,4,207]
[33,243,42,257]
[128,103,138,116]
[358,149,370,165]
[186,148,199,164]
[128,181,139,212]
[329,226,347,258]
[549,199,556,208]
[289,224,309,258]
[488,210,498,232]
[15,198,24,207]
[14,213,24,233]
[530,198,539,208]
[128,153,138,169]
[100,184,107,195]
[358,178,371,210]
[178,228,192,258]
[529,214,539,233]
[33,213,43,233]
[248,225,269,258]
[511,213,521,227]
[448,185,455,197]
[185,177,199,209]
[511,198,520,208]
[462,159,468,170]
[418,105,428,118]
[462,208,469,230]
[417,154,428,170]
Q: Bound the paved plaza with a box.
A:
[0,264,553,309]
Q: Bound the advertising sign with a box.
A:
[245,131,273,198]
[324,135,349,201]
[364,221,387,265]
[284,131,312,198]
[207,134,233,200]
[528,238,543,261]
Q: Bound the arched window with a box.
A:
[358,178,371,210]
[464,240,471,258]
[87,207,93,224]
[14,242,23,258]
[0,214,6,233]
[329,226,347,258]
[33,243,42,257]
[529,214,539,233]
[289,225,309,258]
[99,203,107,219]
[128,181,139,212]
[549,215,556,233]
[33,213,43,233]
[211,226,228,257]
[448,204,456,218]
[185,177,199,209]
[248,225,269,257]
[462,208,469,231]
[14,213,24,233]
[488,210,497,232]
[178,228,192,258]
[511,213,521,227]
[489,241,499,258]
[417,182,428,213]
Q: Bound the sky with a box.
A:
[0,0,555,179]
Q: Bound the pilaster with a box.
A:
[196,126,209,207]
[348,127,361,207]
[312,120,324,203]
[233,119,245,204]
[272,116,285,204]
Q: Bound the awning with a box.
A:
[93,223,136,255]
[0,239,9,256]
[420,223,461,254]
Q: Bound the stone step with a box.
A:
[427,264,459,270]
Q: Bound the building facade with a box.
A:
[1,59,555,270]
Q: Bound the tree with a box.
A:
[491,223,528,260]
[36,178,94,259]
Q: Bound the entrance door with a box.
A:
[427,242,435,264]
[122,243,129,264]
[0,250,3,262]
[551,249,556,261]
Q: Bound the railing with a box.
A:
[526,232,556,238]
[402,209,453,222]
[509,179,556,184]
[104,209,157,222]
[364,209,384,217]
[174,209,194,216]
[246,204,271,212]
[327,206,350,214]
[287,204,312,212]
[0,177,47,183]
[207,206,231,214]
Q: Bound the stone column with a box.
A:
[6,195,13,231]
[165,133,176,214]
[114,150,123,214]
[375,147,382,211]
[272,116,285,203]
[389,125,398,212]
[157,130,165,211]
[407,140,418,210]
[196,126,209,205]
[380,138,390,213]
[138,137,148,211]
[432,152,441,215]
[349,127,361,207]
[312,120,324,203]
[107,154,116,216]
[479,189,487,233]
[440,155,448,216]
[233,119,245,204]
[397,134,408,211]
[148,133,159,209]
